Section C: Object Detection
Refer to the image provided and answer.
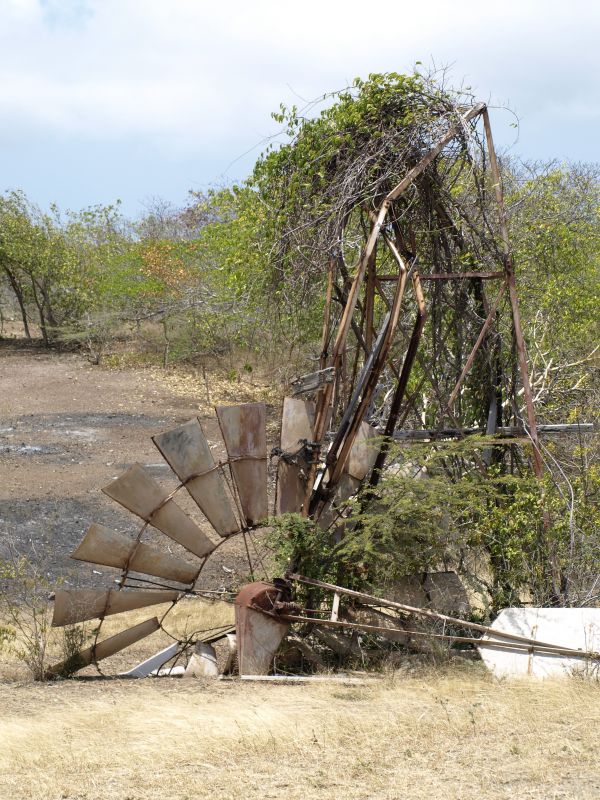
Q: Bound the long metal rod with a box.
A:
[369,274,427,487]
[276,613,599,660]
[420,271,504,281]
[392,423,594,441]
[319,258,335,370]
[320,263,408,501]
[328,310,392,457]
[333,276,401,381]
[288,574,586,654]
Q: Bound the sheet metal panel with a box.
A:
[102,463,217,558]
[120,642,180,678]
[72,523,199,584]
[478,607,600,677]
[153,419,239,537]
[276,397,315,515]
[216,403,268,526]
[52,588,179,626]
[46,617,161,676]
[347,422,379,481]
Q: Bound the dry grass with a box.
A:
[146,365,282,416]
[1,665,600,800]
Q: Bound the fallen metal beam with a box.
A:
[392,423,594,441]
[288,574,594,655]
[276,612,598,661]
[370,272,427,487]
[482,108,543,479]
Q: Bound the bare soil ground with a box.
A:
[0,340,277,592]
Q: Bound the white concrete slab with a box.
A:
[478,607,600,678]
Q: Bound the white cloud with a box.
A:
[0,0,598,207]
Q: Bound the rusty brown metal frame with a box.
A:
[303,102,545,522]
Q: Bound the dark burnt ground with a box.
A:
[0,341,274,593]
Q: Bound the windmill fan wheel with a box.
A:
[48,398,378,678]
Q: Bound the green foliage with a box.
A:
[509,166,600,417]
[58,624,91,678]
[267,513,369,606]
[268,514,335,579]
[254,71,444,237]
[267,437,600,613]
[0,191,127,345]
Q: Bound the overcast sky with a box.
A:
[0,0,598,216]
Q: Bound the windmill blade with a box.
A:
[276,397,315,515]
[216,403,267,526]
[102,463,217,558]
[347,421,379,482]
[52,588,179,627]
[316,423,379,529]
[153,419,240,537]
[72,523,199,584]
[46,617,161,677]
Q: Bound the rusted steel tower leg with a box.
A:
[482,108,543,479]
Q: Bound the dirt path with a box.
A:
[0,341,273,588]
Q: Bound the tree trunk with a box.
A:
[29,279,48,345]
[2,265,31,339]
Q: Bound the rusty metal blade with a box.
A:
[72,523,199,584]
[46,617,161,677]
[216,403,267,526]
[102,463,217,558]
[52,588,179,626]
[276,398,315,515]
[153,419,239,537]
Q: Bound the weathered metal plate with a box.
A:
[120,642,180,678]
[72,523,199,584]
[276,397,315,515]
[235,582,289,675]
[216,403,267,526]
[46,617,160,677]
[317,423,378,526]
[52,588,179,626]
[478,608,600,678]
[153,419,239,537]
[346,422,379,481]
[102,463,217,558]
[184,642,219,678]
[291,366,335,396]
[280,397,315,452]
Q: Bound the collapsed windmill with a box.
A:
[49,98,596,680]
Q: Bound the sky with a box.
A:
[0,0,599,217]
